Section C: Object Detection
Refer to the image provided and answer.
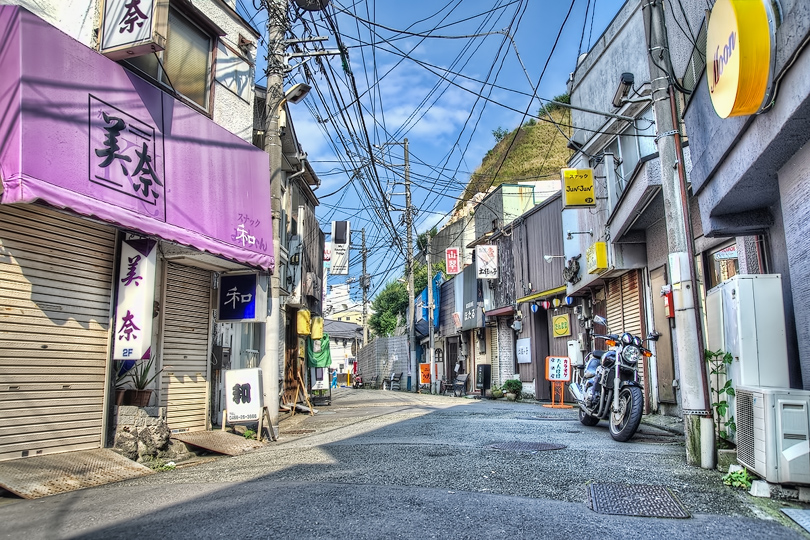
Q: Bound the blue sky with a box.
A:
[237,0,627,302]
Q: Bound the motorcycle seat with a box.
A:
[591,350,607,359]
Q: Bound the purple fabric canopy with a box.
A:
[0,6,274,270]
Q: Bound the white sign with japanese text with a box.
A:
[100,0,168,60]
[225,368,264,423]
[331,221,350,275]
[113,238,157,361]
[546,356,572,382]
[516,337,531,364]
[476,245,498,279]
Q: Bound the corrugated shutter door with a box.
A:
[605,271,646,404]
[490,326,499,387]
[0,204,115,461]
[161,263,211,432]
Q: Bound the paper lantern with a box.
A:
[565,296,575,306]
[553,298,561,308]
[541,300,551,310]
[531,303,539,313]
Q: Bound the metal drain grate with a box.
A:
[487,441,566,452]
[587,483,690,518]
[525,416,578,421]
[285,429,316,434]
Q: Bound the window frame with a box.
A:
[122,4,223,114]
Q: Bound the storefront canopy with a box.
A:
[0,6,274,271]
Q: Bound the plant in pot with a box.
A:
[490,385,504,399]
[112,360,135,406]
[125,357,163,407]
[502,379,522,401]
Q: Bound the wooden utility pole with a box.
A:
[404,138,417,392]
[362,228,368,345]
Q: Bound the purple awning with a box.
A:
[0,6,274,271]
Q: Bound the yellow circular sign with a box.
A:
[552,314,571,338]
[706,0,776,118]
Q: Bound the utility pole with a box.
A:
[643,0,713,468]
[426,234,436,394]
[260,0,287,440]
[404,138,417,393]
[362,228,368,345]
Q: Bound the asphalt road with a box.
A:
[1,388,808,539]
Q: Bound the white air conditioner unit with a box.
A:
[736,385,810,485]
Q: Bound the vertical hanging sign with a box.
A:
[475,245,498,279]
[331,221,350,275]
[113,238,157,361]
[446,247,460,275]
[100,0,169,60]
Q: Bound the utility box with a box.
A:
[567,340,584,367]
[736,386,810,485]
[706,274,789,388]
[476,364,491,393]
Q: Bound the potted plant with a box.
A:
[490,385,504,399]
[125,357,163,407]
[502,379,522,401]
[112,360,135,406]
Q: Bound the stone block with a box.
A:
[749,480,772,498]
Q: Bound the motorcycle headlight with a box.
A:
[621,345,642,366]
[621,332,633,345]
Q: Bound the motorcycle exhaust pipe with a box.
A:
[569,382,586,406]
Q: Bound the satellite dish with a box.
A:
[294,0,331,11]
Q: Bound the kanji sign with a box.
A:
[217,273,268,322]
[224,368,263,423]
[516,338,531,364]
[100,0,168,60]
[113,238,157,361]
[446,247,460,275]
[476,245,498,279]
[546,356,572,382]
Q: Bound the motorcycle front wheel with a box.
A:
[609,386,643,442]
[578,408,600,426]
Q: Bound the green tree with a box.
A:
[368,280,407,337]
[492,126,509,142]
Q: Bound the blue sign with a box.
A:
[219,274,257,321]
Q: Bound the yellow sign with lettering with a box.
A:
[706,0,776,118]
[562,168,596,208]
[552,314,571,338]
[586,242,608,274]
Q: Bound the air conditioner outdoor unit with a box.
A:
[736,385,810,485]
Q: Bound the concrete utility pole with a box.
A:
[362,228,368,345]
[426,234,436,394]
[643,0,714,468]
[404,138,417,393]
[260,0,287,439]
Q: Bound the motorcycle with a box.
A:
[569,315,659,442]
[352,374,364,389]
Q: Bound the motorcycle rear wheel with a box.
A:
[609,386,643,442]
[578,408,600,426]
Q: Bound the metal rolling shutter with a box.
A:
[0,204,116,461]
[605,271,647,404]
[160,263,212,432]
[490,326,499,387]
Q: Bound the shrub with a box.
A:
[502,379,523,396]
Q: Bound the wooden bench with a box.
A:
[366,375,381,389]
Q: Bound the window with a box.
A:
[126,8,212,109]
[604,106,657,205]
[707,242,739,289]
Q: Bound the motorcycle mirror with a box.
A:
[593,315,607,327]
[647,331,661,342]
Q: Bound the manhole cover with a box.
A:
[285,429,316,435]
[587,483,690,518]
[487,442,566,452]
